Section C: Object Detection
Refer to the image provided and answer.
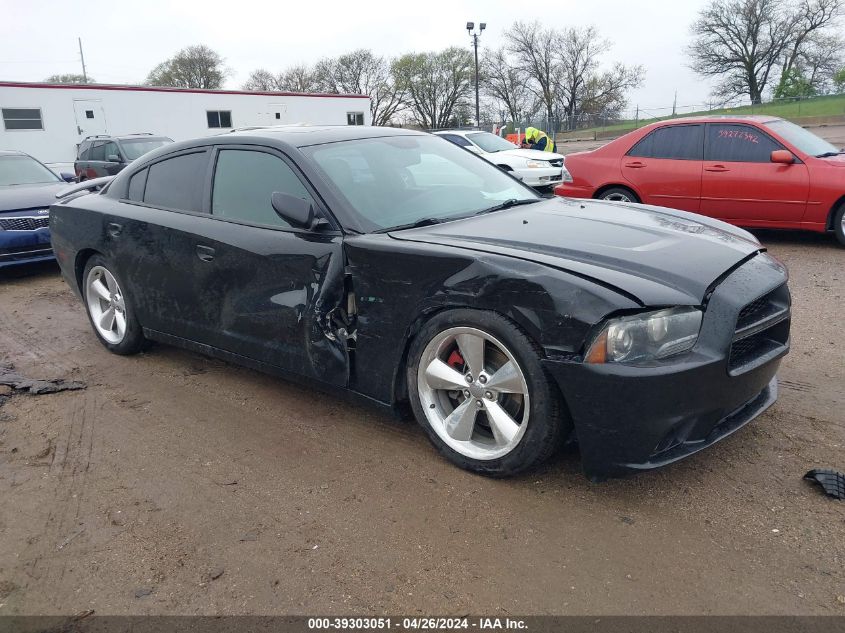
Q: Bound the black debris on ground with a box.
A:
[0,363,86,398]
[804,469,845,500]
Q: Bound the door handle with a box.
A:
[705,165,730,172]
[195,245,215,262]
[106,222,122,238]
[624,161,646,168]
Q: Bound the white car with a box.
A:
[433,130,571,188]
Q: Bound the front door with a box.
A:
[73,100,107,138]
[621,124,704,212]
[700,123,809,222]
[194,145,349,386]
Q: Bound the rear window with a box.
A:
[143,151,208,212]
[628,125,703,160]
[120,138,173,161]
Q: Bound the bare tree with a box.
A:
[146,45,227,89]
[579,63,646,118]
[504,21,561,126]
[688,0,843,104]
[781,0,843,77]
[480,47,533,123]
[242,69,281,91]
[393,48,473,128]
[313,49,405,125]
[277,64,321,92]
[45,73,93,84]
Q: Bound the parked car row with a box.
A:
[1,134,172,268]
[553,115,845,246]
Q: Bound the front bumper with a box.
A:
[516,167,563,187]
[544,253,790,481]
[0,228,54,268]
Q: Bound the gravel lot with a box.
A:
[0,228,842,617]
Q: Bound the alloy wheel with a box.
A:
[417,327,530,460]
[85,265,127,345]
[603,191,632,202]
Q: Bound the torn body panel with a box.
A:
[343,233,639,405]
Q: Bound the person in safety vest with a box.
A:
[522,127,556,152]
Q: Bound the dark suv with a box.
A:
[74,133,172,181]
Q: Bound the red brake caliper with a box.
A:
[447,350,465,371]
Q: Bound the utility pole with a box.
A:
[466,21,486,127]
[672,90,677,117]
[78,37,88,83]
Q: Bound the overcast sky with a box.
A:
[2,0,719,117]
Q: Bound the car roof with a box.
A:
[642,114,782,130]
[0,150,28,157]
[433,130,486,137]
[221,125,429,148]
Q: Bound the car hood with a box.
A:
[388,197,764,306]
[492,148,564,162]
[0,182,66,214]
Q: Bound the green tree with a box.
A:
[146,45,227,89]
[45,73,93,84]
[393,48,473,128]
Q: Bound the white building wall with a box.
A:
[0,83,372,165]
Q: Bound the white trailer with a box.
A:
[0,81,372,166]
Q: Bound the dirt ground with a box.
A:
[0,228,842,617]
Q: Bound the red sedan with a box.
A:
[554,115,845,245]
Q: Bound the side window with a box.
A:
[78,142,91,160]
[440,134,472,148]
[89,141,106,161]
[346,112,365,126]
[211,149,313,228]
[103,142,120,162]
[706,124,782,162]
[207,110,233,129]
[143,151,208,212]
[127,168,148,201]
[628,125,703,160]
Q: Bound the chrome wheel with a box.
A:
[602,191,632,202]
[85,265,127,345]
[417,327,530,460]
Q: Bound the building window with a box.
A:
[2,107,44,130]
[86,110,94,119]
[207,110,233,129]
[347,112,364,126]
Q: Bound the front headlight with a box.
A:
[585,307,703,364]
[525,159,551,169]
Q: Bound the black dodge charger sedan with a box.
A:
[49,126,791,480]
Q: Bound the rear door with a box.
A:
[111,148,215,342]
[621,124,704,212]
[700,123,809,222]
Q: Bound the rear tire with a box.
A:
[82,255,146,355]
[597,186,639,203]
[833,203,845,247]
[407,309,569,477]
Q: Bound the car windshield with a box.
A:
[303,134,538,232]
[467,132,518,153]
[120,138,173,160]
[0,154,61,186]
[766,119,838,156]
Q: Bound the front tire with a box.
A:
[407,309,569,477]
[82,255,146,355]
[834,203,845,247]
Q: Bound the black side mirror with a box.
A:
[271,192,323,230]
[60,172,76,183]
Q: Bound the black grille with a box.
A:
[728,284,790,374]
[0,216,49,231]
[549,158,563,167]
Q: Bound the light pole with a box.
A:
[466,21,485,128]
